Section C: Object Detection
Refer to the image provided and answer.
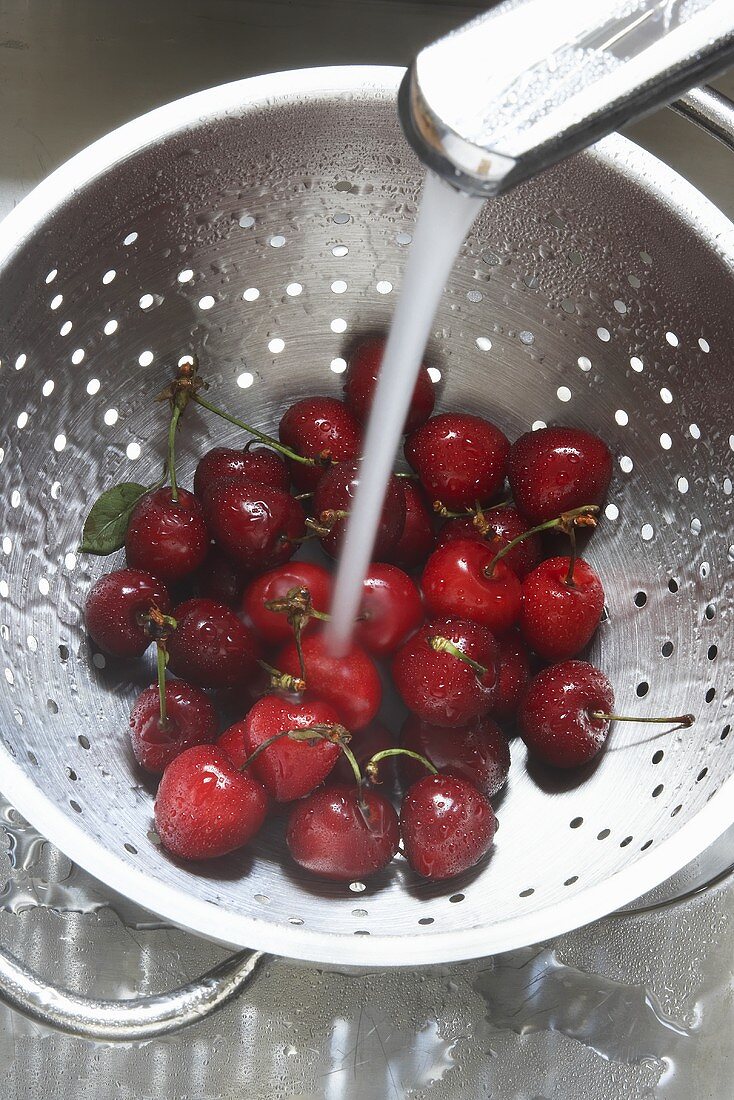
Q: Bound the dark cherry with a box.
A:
[391,481,436,571]
[520,556,605,661]
[279,396,362,491]
[191,546,249,607]
[436,504,542,580]
[167,597,259,690]
[401,714,510,800]
[193,445,289,501]
[277,631,381,731]
[312,462,406,560]
[491,632,532,721]
[344,337,435,434]
[85,568,170,658]
[241,561,332,645]
[154,745,268,860]
[125,488,209,584]
[405,413,510,510]
[519,659,614,768]
[129,680,218,774]
[202,479,304,571]
[287,784,400,881]
[331,722,396,786]
[508,426,613,525]
[392,617,498,728]
[422,538,522,636]
[354,563,424,657]
[400,774,496,880]
[217,694,341,802]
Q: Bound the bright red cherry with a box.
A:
[508,427,613,525]
[167,598,259,689]
[191,546,248,607]
[391,481,435,571]
[520,556,604,661]
[436,505,542,580]
[422,538,522,636]
[331,722,395,785]
[277,631,381,731]
[400,774,496,880]
[202,479,304,571]
[154,745,268,860]
[401,714,510,800]
[129,680,218,774]
[287,785,400,880]
[241,562,332,645]
[279,396,362,491]
[491,632,532,721]
[405,413,510,510]
[354,563,423,656]
[193,445,289,500]
[217,695,342,802]
[519,660,614,768]
[392,617,498,728]
[312,462,406,560]
[85,568,170,658]
[344,337,435,434]
[125,488,209,584]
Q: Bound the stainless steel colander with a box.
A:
[0,66,732,1040]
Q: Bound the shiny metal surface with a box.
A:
[0,67,733,976]
[671,84,734,148]
[402,0,734,194]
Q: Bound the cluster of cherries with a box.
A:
[84,340,692,884]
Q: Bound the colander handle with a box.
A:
[0,941,267,1040]
[670,85,734,151]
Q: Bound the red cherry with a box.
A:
[491,632,532,721]
[391,481,435,571]
[422,538,522,636]
[85,568,170,658]
[392,617,498,728]
[129,680,218,774]
[508,427,613,525]
[217,694,342,802]
[520,556,604,661]
[202,479,304,571]
[331,722,396,785]
[354,563,423,656]
[436,505,542,580]
[344,337,435,434]
[167,598,259,689]
[193,446,289,500]
[519,659,614,767]
[279,396,362,491]
[400,774,496,880]
[277,631,381,730]
[313,462,406,560]
[401,714,510,800]
[287,785,399,880]
[241,562,332,645]
[191,546,248,607]
[405,413,510,510]
[125,488,209,584]
[154,745,268,860]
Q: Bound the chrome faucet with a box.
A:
[399,0,734,196]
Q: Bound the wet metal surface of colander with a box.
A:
[0,67,732,1032]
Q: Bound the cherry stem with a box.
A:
[484,504,599,578]
[156,641,168,728]
[140,606,178,643]
[395,471,419,480]
[293,618,306,683]
[591,711,695,727]
[167,404,182,503]
[339,742,364,790]
[258,659,306,695]
[239,723,351,772]
[427,635,488,678]
[565,526,577,587]
[365,748,438,784]
[191,393,317,467]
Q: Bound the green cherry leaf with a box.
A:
[79,482,148,555]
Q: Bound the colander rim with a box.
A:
[0,64,732,966]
